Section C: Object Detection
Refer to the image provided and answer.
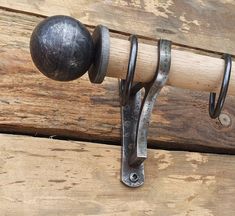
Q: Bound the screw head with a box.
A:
[129,172,139,183]
[219,113,232,127]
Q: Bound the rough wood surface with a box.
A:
[0,10,235,153]
[0,0,234,56]
[0,134,235,215]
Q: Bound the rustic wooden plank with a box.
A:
[0,10,235,153]
[0,0,234,55]
[0,133,234,215]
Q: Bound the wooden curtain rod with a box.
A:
[107,37,235,95]
[30,15,235,96]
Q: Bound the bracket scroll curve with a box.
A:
[120,39,172,188]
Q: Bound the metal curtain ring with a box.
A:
[209,54,232,119]
[121,35,138,106]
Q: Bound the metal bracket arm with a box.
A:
[121,39,172,187]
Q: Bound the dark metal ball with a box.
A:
[30,15,94,81]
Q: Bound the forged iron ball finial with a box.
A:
[30,15,94,81]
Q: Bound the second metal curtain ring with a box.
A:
[209,54,232,119]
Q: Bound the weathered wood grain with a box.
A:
[0,0,234,55]
[0,10,235,153]
[0,134,234,215]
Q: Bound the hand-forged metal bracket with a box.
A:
[120,39,172,187]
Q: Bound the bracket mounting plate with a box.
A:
[121,87,144,187]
